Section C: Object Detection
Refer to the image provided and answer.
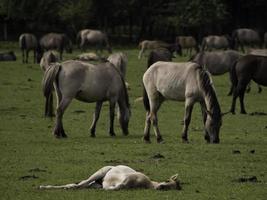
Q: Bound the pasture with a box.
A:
[0,42,266,199]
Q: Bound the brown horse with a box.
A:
[175,36,199,56]
[40,33,72,60]
[230,55,267,114]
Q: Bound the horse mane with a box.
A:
[107,62,130,109]
[196,67,221,118]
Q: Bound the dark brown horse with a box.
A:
[40,33,72,60]
[230,55,267,114]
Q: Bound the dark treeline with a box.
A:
[0,0,267,44]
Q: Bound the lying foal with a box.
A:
[39,165,181,190]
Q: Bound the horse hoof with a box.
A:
[143,137,151,144]
[110,133,116,137]
[182,138,189,143]
[157,138,164,144]
[240,111,247,114]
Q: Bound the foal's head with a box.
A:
[156,174,181,190]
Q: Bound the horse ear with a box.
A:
[170,174,179,181]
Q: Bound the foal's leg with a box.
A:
[90,101,103,137]
[109,100,116,136]
[138,48,145,59]
[182,98,194,143]
[54,97,72,138]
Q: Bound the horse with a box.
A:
[190,50,242,95]
[42,59,130,138]
[230,55,267,114]
[138,40,181,59]
[40,33,72,60]
[78,29,112,54]
[232,28,261,53]
[19,33,41,63]
[39,165,181,190]
[40,50,60,72]
[39,51,60,117]
[0,51,16,61]
[201,35,231,51]
[143,61,222,143]
[175,36,199,56]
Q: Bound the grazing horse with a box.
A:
[42,59,130,138]
[138,40,181,59]
[190,50,242,95]
[0,51,16,61]
[230,55,267,114]
[40,33,72,60]
[19,33,41,63]
[39,165,181,190]
[143,61,222,143]
[78,29,112,54]
[232,28,261,53]
[201,35,230,51]
[175,36,199,56]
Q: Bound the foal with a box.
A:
[39,165,181,190]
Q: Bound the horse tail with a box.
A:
[229,60,238,88]
[42,63,61,117]
[19,35,26,50]
[143,85,150,112]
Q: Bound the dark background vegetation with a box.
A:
[1,0,267,44]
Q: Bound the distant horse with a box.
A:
[39,165,181,190]
[201,35,230,51]
[19,33,41,63]
[190,50,242,95]
[147,48,173,67]
[138,40,181,59]
[78,29,112,54]
[42,59,130,138]
[175,36,199,56]
[230,55,267,114]
[40,33,72,60]
[143,61,222,143]
[0,51,16,61]
[232,28,261,53]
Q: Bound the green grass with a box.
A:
[0,43,266,200]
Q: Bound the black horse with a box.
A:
[230,55,267,114]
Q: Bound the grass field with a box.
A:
[0,42,266,200]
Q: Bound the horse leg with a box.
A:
[90,101,103,137]
[33,50,36,63]
[143,111,151,143]
[22,50,25,63]
[239,86,247,114]
[138,48,144,59]
[109,100,116,136]
[257,84,262,93]
[200,101,209,143]
[150,97,164,143]
[54,97,72,138]
[182,98,194,143]
[230,87,239,114]
[26,50,29,63]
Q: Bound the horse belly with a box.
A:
[157,82,186,101]
[76,87,108,103]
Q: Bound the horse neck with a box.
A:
[197,69,221,117]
